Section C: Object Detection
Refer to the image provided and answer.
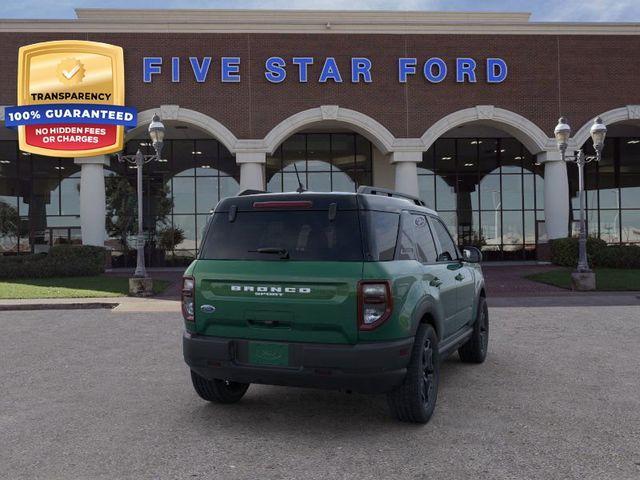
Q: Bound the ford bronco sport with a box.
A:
[182,187,488,423]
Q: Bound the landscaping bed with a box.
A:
[526,268,640,291]
[0,275,170,299]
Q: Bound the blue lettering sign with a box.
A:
[141,55,508,85]
[143,57,162,83]
[319,57,342,83]
[265,56,287,83]
[221,57,241,83]
[487,58,508,83]
[424,58,447,83]
[398,58,417,83]
[292,57,314,82]
[456,58,477,83]
[171,57,180,83]
[189,57,211,83]
[351,57,372,83]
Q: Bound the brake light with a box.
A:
[182,276,195,322]
[357,281,393,330]
[253,201,313,209]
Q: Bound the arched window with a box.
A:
[418,137,543,260]
[267,133,372,192]
[110,138,240,264]
[569,136,640,244]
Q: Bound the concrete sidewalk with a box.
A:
[0,265,637,312]
[1,291,638,312]
[0,296,179,312]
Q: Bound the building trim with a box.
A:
[0,9,639,35]
[421,106,553,154]
[572,105,640,148]
[128,106,239,154]
[263,106,396,155]
[75,9,533,24]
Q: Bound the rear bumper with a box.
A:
[183,331,413,394]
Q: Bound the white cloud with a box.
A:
[543,0,639,21]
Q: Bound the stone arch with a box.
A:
[127,105,239,153]
[572,105,640,148]
[263,105,396,155]
[420,105,553,154]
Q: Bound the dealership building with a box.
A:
[0,9,639,263]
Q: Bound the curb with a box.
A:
[0,302,119,312]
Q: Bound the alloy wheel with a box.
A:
[421,339,436,406]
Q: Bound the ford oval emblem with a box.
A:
[200,304,216,313]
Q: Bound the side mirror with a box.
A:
[462,246,482,263]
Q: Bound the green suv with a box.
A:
[182,187,488,423]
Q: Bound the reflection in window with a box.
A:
[569,137,640,245]
[621,210,640,243]
[115,138,240,262]
[419,138,543,260]
[60,175,80,216]
[267,133,372,192]
[621,174,640,209]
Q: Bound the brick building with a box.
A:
[0,9,639,263]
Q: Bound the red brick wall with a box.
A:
[0,32,638,141]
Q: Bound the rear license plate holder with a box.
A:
[248,342,290,367]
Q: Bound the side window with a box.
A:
[411,214,438,263]
[395,213,416,261]
[430,217,458,262]
[365,211,400,261]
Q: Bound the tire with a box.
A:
[190,370,250,404]
[458,296,489,364]
[386,324,440,424]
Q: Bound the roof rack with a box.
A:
[357,186,426,207]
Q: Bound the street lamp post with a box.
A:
[553,116,607,289]
[117,114,165,293]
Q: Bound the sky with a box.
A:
[0,0,639,22]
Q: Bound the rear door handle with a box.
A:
[455,273,464,281]
[429,277,443,288]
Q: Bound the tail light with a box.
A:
[358,281,393,330]
[182,276,195,322]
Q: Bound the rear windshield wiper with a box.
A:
[248,247,290,260]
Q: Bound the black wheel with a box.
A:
[190,370,250,404]
[458,296,489,363]
[387,324,439,424]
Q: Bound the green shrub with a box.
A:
[593,245,640,269]
[157,226,185,252]
[550,237,607,267]
[550,237,640,268]
[0,245,106,279]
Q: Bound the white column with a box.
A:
[391,151,422,197]
[372,146,394,190]
[74,155,109,246]
[237,151,266,191]
[538,151,569,239]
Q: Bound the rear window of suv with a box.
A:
[200,210,364,261]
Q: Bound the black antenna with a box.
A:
[293,162,306,193]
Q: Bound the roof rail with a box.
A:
[357,186,426,207]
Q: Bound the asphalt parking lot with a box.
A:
[1,305,639,480]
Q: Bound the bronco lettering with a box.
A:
[230,285,311,295]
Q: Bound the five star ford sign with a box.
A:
[5,40,137,158]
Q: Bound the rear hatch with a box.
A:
[193,194,364,344]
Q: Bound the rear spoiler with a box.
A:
[237,188,268,196]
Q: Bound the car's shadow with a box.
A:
[184,356,471,432]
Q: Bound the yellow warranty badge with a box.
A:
[17,40,126,157]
